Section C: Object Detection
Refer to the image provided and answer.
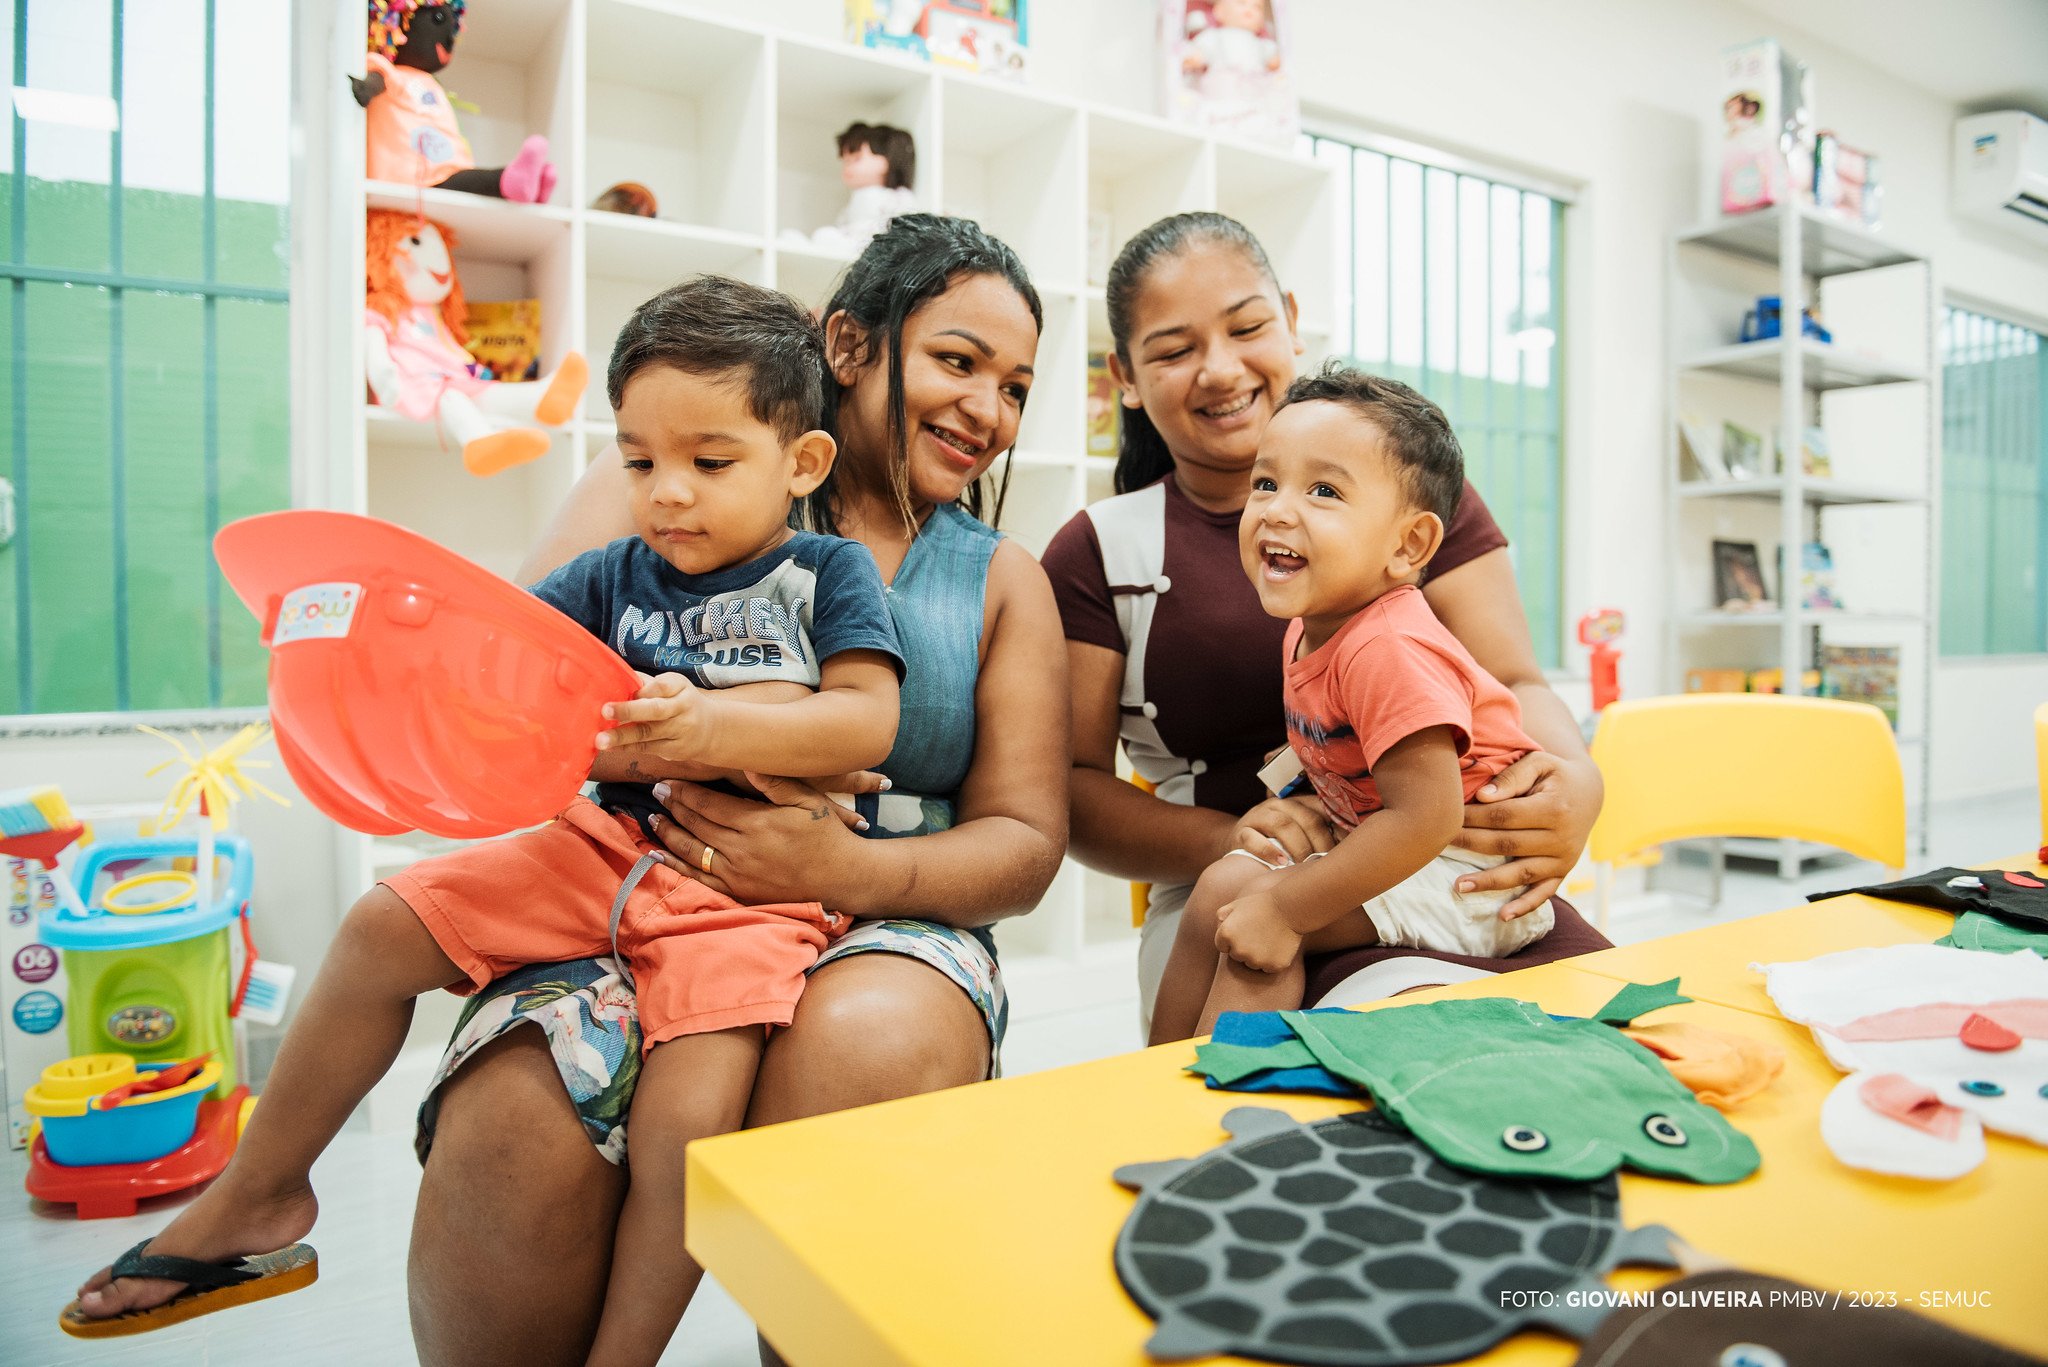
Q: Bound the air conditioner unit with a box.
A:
[1953,111,2048,239]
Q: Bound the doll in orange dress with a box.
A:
[364,209,586,476]
[352,1,556,203]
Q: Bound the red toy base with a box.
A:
[25,1087,248,1220]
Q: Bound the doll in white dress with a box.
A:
[788,122,917,258]
[1175,0,1295,145]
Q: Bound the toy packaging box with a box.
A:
[1719,38,1815,215]
[844,1,1029,82]
[462,298,543,382]
[5,856,71,1149]
[1159,0,1298,148]
[1814,131,1881,229]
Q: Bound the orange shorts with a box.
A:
[384,796,849,1050]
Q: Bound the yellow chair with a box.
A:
[1587,694,1905,930]
[1130,774,1154,927]
[2035,701,2048,851]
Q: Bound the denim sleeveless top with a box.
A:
[863,502,999,833]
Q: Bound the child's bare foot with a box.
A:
[71,1178,317,1321]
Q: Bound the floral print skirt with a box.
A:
[415,919,1006,1167]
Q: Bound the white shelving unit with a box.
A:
[326,0,1337,1011]
[1666,203,1936,875]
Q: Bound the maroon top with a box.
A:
[1041,475,1509,817]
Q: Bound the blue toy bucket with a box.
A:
[25,1055,221,1167]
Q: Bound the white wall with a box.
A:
[936,0,2048,801]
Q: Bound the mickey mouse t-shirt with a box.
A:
[530,531,903,831]
[1283,583,1537,832]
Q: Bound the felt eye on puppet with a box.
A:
[354,1,557,203]
[364,208,588,476]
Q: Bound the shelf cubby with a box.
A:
[939,75,1084,290]
[584,1,771,237]
[774,37,938,257]
[1086,111,1212,287]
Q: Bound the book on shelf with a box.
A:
[1773,424,1832,478]
[462,298,542,382]
[1795,542,1843,611]
[1685,667,1749,694]
[1686,666,1823,695]
[1721,421,1765,480]
[1820,645,1900,729]
[1746,667,1821,695]
[1679,413,1729,481]
[1085,351,1120,458]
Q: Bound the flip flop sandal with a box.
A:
[58,1238,318,1338]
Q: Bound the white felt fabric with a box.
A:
[1817,1073,1986,1180]
[1758,944,2048,1178]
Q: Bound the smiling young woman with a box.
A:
[1040,212,1611,1032]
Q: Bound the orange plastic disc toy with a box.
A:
[214,511,638,838]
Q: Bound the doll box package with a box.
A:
[1719,38,1815,215]
[844,1,1029,81]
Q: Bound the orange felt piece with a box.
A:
[1619,1020,1785,1110]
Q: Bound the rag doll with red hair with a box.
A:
[353,0,557,202]
[364,209,585,475]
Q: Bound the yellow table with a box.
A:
[689,901,2048,1366]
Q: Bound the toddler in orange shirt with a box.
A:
[1151,363,1552,1043]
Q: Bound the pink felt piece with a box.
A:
[2004,870,2045,889]
[1958,1012,2023,1052]
[1859,1073,1964,1140]
[1830,999,2048,1042]
[499,136,553,203]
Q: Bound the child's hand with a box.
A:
[598,672,712,757]
[1214,892,1302,973]
[1230,795,1333,866]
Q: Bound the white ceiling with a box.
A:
[1735,0,2048,118]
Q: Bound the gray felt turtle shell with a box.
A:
[1114,1108,1680,1365]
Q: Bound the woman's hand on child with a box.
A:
[1450,751,1605,920]
[646,774,873,905]
[1213,892,1303,974]
[722,770,886,832]
[1229,795,1333,866]
[598,672,712,758]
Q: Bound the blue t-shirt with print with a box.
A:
[531,531,903,832]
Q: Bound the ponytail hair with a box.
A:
[1104,211,1283,495]
[800,214,1042,535]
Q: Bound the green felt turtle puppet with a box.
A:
[1192,986,1759,1185]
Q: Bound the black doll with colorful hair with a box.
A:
[350,1,557,202]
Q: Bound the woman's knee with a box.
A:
[411,1028,621,1367]
[750,955,987,1125]
[424,1027,621,1212]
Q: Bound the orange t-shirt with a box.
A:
[1282,583,1538,832]
[364,52,473,187]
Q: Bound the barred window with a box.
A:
[1,0,290,715]
[1304,131,1566,668]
